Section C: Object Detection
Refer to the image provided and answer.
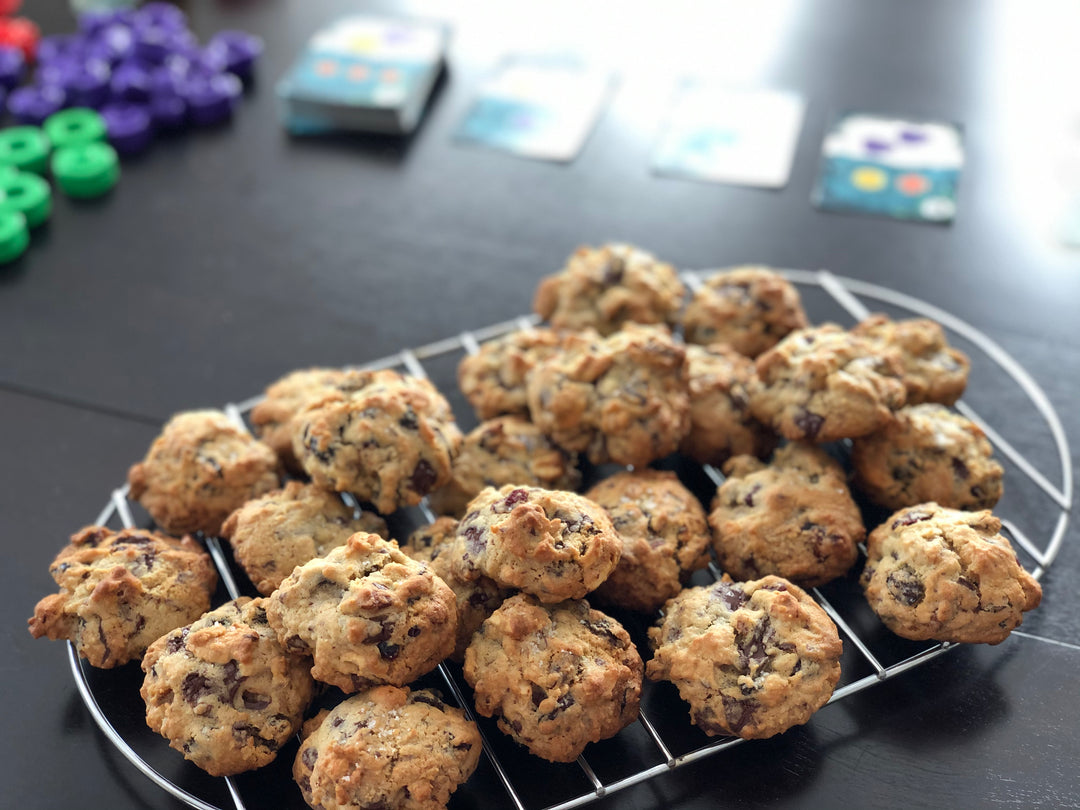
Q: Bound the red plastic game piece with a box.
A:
[0,17,39,61]
[0,1,23,18]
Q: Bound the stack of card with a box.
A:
[277,16,447,135]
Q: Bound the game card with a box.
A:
[652,85,806,189]
[812,112,964,223]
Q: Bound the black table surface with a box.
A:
[5,1,1079,808]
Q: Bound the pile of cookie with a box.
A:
[28,243,1043,809]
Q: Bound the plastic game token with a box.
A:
[7,83,65,125]
[0,209,28,265]
[134,25,195,65]
[0,0,22,17]
[40,57,111,108]
[0,126,50,174]
[36,34,83,65]
[148,91,185,130]
[0,171,51,228]
[133,2,187,32]
[0,44,24,89]
[51,142,119,198]
[206,30,263,81]
[0,17,39,61]
[182,72,240,126]
[44,108,107,149]
[86,23,135,66]
[101,102,153,154]
[110,60,151,102]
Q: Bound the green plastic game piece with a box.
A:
[0,210,29,264]
[51,142,120,199]
[0,171,51,228]
[0,126,51,175]
[44,108,108,150]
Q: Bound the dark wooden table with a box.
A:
[5,1,1078,808]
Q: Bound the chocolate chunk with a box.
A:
[721,694,758,733]
[399,410,419,430]
[410,692,446,710]
[181,673,214,706]
[407,626,421,637]
[377,641,400,660]
[496,488,530,513]
[242,690,271,710]
[165,627,189,654]
[886,566,925,606]
[222,660,245,703]
[892,510,932,529]
[742,483,762,508]
[793,409,825,440]
[363,620,395,645]
[410,459,438,495]
[301,745,318,769]
[951,457,970,480]
[580,617,622,647]
[284,634,311,655]
[232,723,278,751]
[531,683,546,708]
[712,581,748,611]
[541,693,575,721]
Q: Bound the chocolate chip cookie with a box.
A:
[526,324,690,466]
[464,593,643,762]
[457,328,563,420]
[682,266,808,357]
[294,685,481,810]
[533,242,686,336]
[708,443,865,587]
[853,314,969,406]
[585,470,710,613]
[851,404,1004,511]
[220,481,389,596]
[751,324,907,442]
[861,503,1042,644]
[265,531,457,691]
[293,370,463,515]
[28,525,217,668]
[128,410,280,536]
[141,597,315,776]
[680,343,777,467]
[428,416,581,517]
[451,485,622,603]
[647,576,842,739]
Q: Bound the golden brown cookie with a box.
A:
[141,598,314,776]
[851,404,1003,511]
[128,410,280,536]
[533,243,686,336]
[28,525,217,668]
[220,481,389,596]
[457,328,563,420]
[681,266,808,357]
[708,443,865,587]
[585,470,710,613]
[294,685,481,810]
[464,594,643,763]
[265,532,457,692]
[861,503,1041,644]
[853,314,969,406]
[526,324,690,466]
[647,576,842,739]
[451,485,621,603]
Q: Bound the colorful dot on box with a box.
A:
[851,166,888,192]
[896,172,930,196]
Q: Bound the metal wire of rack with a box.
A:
[65,269,1071,810]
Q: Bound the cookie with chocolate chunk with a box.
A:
[141,597,314,776]
[451,485,621,603]
[292,370,462,515]
[533,243,686,336]
[682,266,808,357]
[526,324,690,467]
[708,443,865,587]
[464,594,642,763]
[220,481,389,596]
[853,314,969,406]
[585,470,710,612]
[647,576,842,739]
[861,503,1041,644]
[851,404,1003,511]
[751,324,907,442]
[294,685,481,810]
[29,525,217,668]
[265,532,457,692]
[128,410,280,536]
[458,328,562,420]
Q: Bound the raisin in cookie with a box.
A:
[294,685,481,810]
[402,518,513,661]
[266,532,457,691]
[220,481,389,596]
[585,470,710,613]
[680,343,777,467]
[451,485,621,603]
[853,314,969,406]
[464,594,642,763]
[526,324,690,466]
[861,503,1041,644]
[682,266,808,357]
[293,370,462,515]
[428,416,581,517]
[141,597,315,776]
[708,443,865,587]
[128,410,280,536]
[458,328,562,420]
[751,324,907,442]
[533,242,686,336]
[29,526,217,668]
[852,404,1003,511]
[647,576,842,739]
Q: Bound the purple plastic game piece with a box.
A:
[133,2,188,32]
[149,90,185,131]
[86,24,135,65]
[205,31,263,81]
[42,58,112,109]
[0,46,24,91]
[181,72,240,126]
[133,25,196,65]
[36,34,85,66]
[79,10,136,38]
[101,101,154,154]
[110,61,151,103]
[7,84,67,125]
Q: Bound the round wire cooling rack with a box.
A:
[67,269,1072,810]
